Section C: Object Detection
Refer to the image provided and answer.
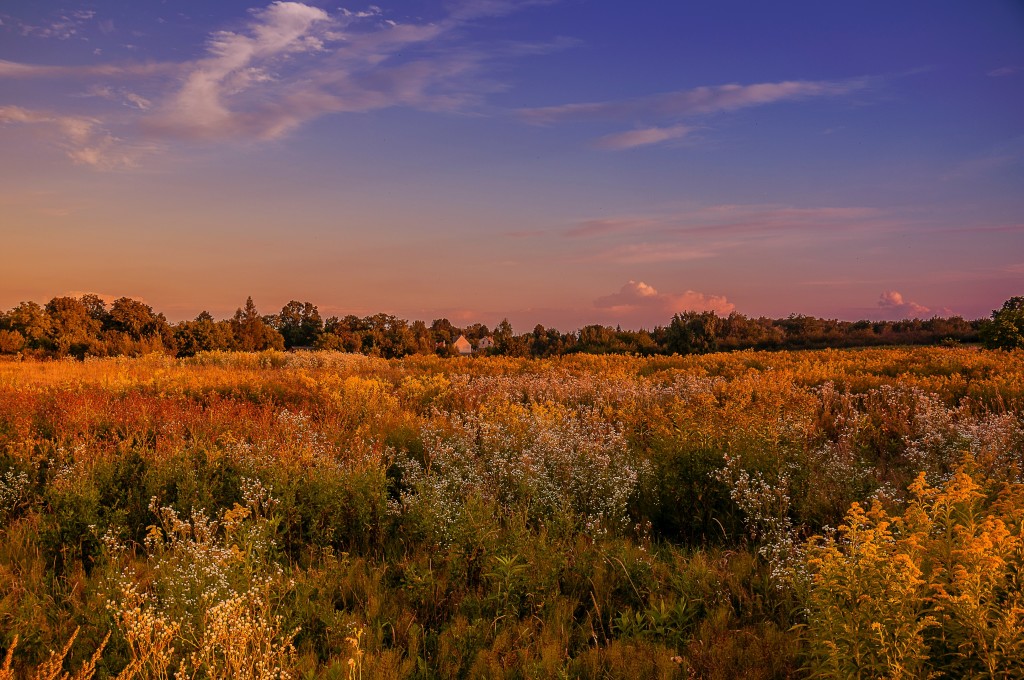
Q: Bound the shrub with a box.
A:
[800,462,1024,678]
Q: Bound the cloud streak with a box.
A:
[0,105,138,168]
[567,204,886,239]
[520,78,868,125]
[555,203,899,265]
[592,124,690,150]
[520,77,869,150]
[0,59,180,78]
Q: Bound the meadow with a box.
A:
[0,347,1022,679]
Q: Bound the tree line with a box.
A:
[0,294,1013,360]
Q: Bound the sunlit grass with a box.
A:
[0,346,1021,677]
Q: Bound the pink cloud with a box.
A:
[591,243,716,264]
[593,125,690,150]
[594,280,735,327]
[876,290,932,319]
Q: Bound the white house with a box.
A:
[476,336,494,350]
[453,335,473,355]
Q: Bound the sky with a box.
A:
[1,0,1022,330]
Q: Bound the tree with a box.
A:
[79,294,110,326]
[0,329,25,354]
[231,297,284,352]
[980,296,1024,349]
[4,301,51,351]
[409,320,435,355]
[174,312,233,357]
[318,315,363,352]
[276,300,323,348]
[665,311,723,354]
[45,296,101,356]
[493,318,524,356]
[108,298,165,340]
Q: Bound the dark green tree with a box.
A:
[276,300,323,348]
[980,296,1024,349]
[174,312,234,357]
[665,311,723,354]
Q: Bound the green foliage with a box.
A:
[981,295,1024,350]
[666,311,723,354]
[0,293,987,360]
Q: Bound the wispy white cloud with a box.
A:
[591,243,716,265]
[142,1,574,142]
[1,0,558,157]
[146,2,332,140]
[988,65,1022,77]
[0,59,179,78]
[944,136,1024,180]
[83,85,153,110]
[521,77,869,150]
[592,124,690,150]
[520,78,868,125]
[11,9,96,40]
[0,104,148,169]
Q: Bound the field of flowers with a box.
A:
[0,347,1022,678]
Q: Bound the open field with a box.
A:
[1,347,1023,678]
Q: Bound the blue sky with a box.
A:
[1,0,1022,328]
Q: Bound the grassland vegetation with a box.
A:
[0,346,1021,677]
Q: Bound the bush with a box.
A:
[800,462,1024,678]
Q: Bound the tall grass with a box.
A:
[0,347,1021,677]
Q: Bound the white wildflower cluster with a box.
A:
[106,480,296,679]
[394,406,647,542]
[48,444,89,493]
[146,498,242,610]
[271,409,339,467]
[0,468,30,522]
[804,386,870,505]
[105,582,180,680]
[241,475,280,516]
[715,454,799,584]
[143,478,281,615]
[902,391,1024,483]
[218,431,280,473]
[662,374,727,401]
